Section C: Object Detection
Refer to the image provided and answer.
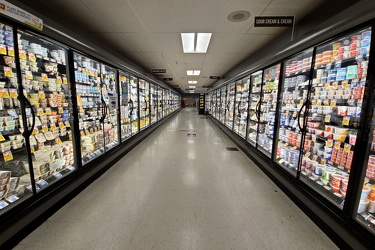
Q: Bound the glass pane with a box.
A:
[18,30,75,192]
[119,72,131,141]
[258,64,280,157]
[100,64,118,150]
[139,79,150,130]
[0,24,34,213]
[247,71,262,147]
[129,76,139,134]
[276,49,313,177]
[157,87,162,120]
[219,87,226,124]
[150,84,157,124]
[234,77,250,139]
[74,52,103,164]
[301,27,371,209]
[225,83,235,129]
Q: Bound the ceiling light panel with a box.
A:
[181,33,212,53]
[187,70,201,76]
[188,81,197,84]
[189,85,196,88]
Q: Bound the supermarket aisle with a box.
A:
[14,108,337,250]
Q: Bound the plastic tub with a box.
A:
[331,174,344,189]
[333,133,347,142]
[358,200,369,214]
[324,131,333,139]
[337,106,348,116]
[335,127,349,135]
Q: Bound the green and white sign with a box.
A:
[0,1,43,31]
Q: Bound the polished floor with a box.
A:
[14,108,338,249]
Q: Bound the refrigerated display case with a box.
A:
[119,71,131,141]
[247,71,263,147]
[233,76,250,139]
[219,86,226,124]
[300,27,372,209]
[276,49,313,176]
[139,79,150,130]
[215,88,221,119]
[150,84,157,124]
[257,64,281,157]
[225,82,235,129]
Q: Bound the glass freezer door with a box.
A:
[139,79,150,130]
[157,87,162,120]
[225,83,235,129]
[119,71,131,141]
[276,49,313,177]
[258,64,280,158]
[129,75,139,134]
[212,90,217,118]
[233,79,242,134]
[219,87,226,124]
[300,27,371,209]
[234,76,250,139]
[247,71,263,147]
[215,89,220,119]
[0,23,34,213]
[17,30,75,192]
[150,84,157,124]
[100,64,118,150]
[74,52,103,165]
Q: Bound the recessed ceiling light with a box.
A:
[181,33,212,53]
[227,10,250,22]
[188,81,197,84]
[189,86,196,88]
[187,70,201,76]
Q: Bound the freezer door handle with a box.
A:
[19,94,36,138]
[256,100,261,121]
[100,98,108,123]
[297,100,308,132]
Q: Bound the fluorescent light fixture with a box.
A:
[181,33,212,53]
[190,90,195,93]
[188,81,197,84]
[187,70,201,76]
[189,86,196,88]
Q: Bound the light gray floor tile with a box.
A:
[15,108,338,249]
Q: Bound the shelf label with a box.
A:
[37,108,44,116]
[0,200,9,209]
[334,141,341,149]
[55,137,62,145]
[50,124,57,131]
[342,81,349,89]
[312,155,318,161]
[330,100,336,107]
[320,159,326,165]
[32,128,39,135]
[0,45,6,55]
[25,71,33,80]
[45,108,52,115]
[28,52,36,62]
[41,73,49,82]
[36,179,48,188]
[344,143,351,153]
[324,83,330,90]
[38,91,45,99]
[305,152,311,158]
[65,121,70,128]
[42,124,48,133]
[312,134,316,142]
[67,166,75,171]
[58,107,63,114]
[6,195,19,203]
[85,130,90,135]
[3,66,13,77]
[3,151,13,162]
[325,115,331,123]
[56,76,62,84]
[63,76,68,84]
[9,89,18,98]
[59,122,65,129]
[53,172,62,179]
[19,50,27,60]
[326,139,333,147]
[80,131,85,136]
[342,116,350,126]
[30,146,35,153]
[0,133,5,142]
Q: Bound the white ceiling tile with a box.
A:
[81,0,146,32]
[208,33,245,53]
[183,54,206,64]
[152,33,182,53]
[140,53,165,64]
[118,33,160,53]
[84,33,137,53]
[235,34,276,54]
